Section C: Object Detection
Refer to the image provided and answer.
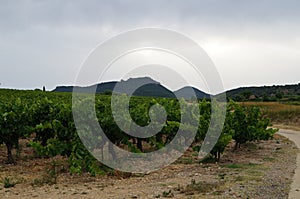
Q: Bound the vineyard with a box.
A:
[0,89,278,175]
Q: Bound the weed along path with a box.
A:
[278,129,300,199]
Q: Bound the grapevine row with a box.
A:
[0,89,277,174]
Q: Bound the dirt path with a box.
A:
[0,133,298,198]
[278,129,300,199]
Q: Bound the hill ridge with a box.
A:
[53,77,299,100]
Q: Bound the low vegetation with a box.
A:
[0,89,278,176]
[240,102,300,128]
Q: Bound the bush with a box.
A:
[230,102,278,149]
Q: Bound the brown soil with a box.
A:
[0,134,298,199]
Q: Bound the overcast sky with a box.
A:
[0,0,299,92]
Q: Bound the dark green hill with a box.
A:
[226,83,300,101]
[174,86,210,99]
[53,77,176,98]
[53,77,299,101]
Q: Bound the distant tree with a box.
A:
[241,90,253,100]
[43,86,46,92]
[233,95,243,102]
[275,91,283,99]
[103,90,112,95]
[263,94,271,102]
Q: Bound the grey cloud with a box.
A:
[1,0,300,31]
[0,0,299,90]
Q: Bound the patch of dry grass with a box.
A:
[239,102,300,128]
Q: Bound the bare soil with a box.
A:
[0,133,298,199]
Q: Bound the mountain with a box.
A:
[53,77,176,98]
[131,83,175,98]
[53,77,300,101]
[174,86,210,99]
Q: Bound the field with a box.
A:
[240,102,300,130]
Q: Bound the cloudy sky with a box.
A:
[0,0,299,92]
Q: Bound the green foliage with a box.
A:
[29,139,68,157]
[68,137,103,176]
[162,189,174,198]
[196,100,232,161]
[3,177,16,188]
[0,98,30,163]
[30,98,59,146]
[0,88,278,173]
[227,83,300,102]
[229,101,278,149]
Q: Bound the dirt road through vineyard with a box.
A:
[278,129,300,199]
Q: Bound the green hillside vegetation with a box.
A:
[53,77,299,102]
[227,83,300,102]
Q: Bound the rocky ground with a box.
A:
[0,133,298,199]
